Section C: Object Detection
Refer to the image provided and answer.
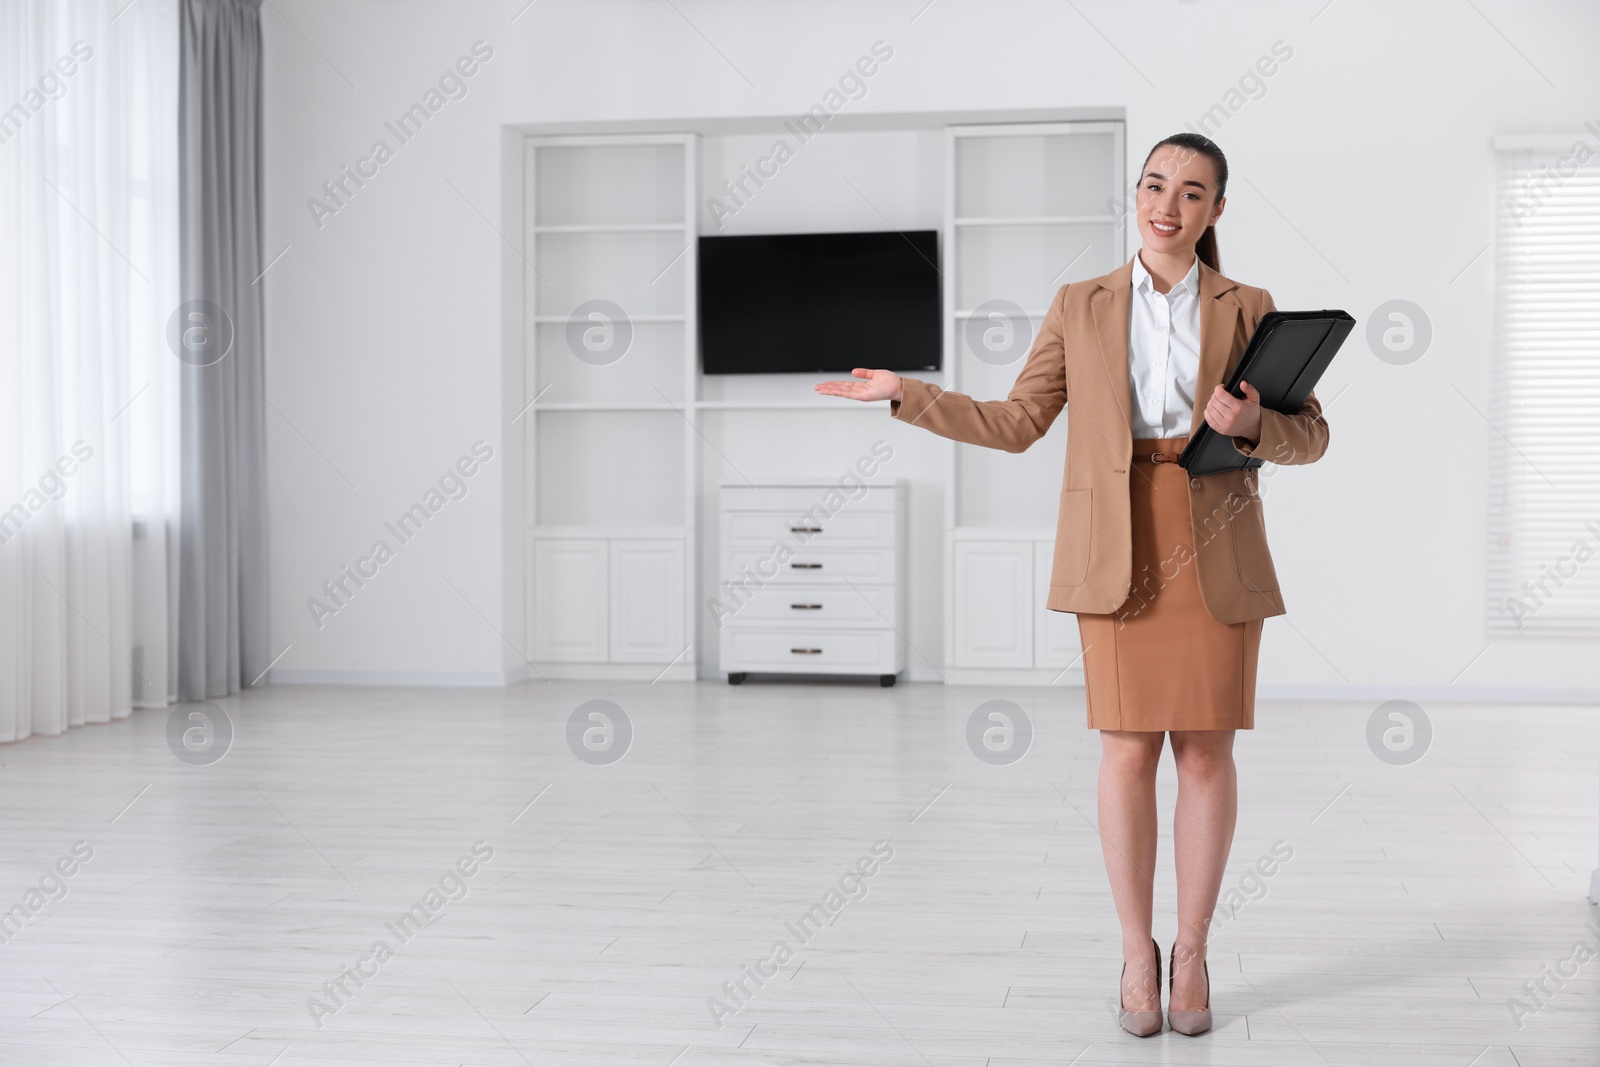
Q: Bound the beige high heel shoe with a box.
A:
[1117,938,1163,1037]
[1167,943,1213,1036]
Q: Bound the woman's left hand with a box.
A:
[1204,380,1263,443]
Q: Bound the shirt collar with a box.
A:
[1131,251,1200,298]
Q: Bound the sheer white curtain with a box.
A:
[0,0,179,742]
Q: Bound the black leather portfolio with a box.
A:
[1178,309,1354,476]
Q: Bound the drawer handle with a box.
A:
[790,525,823,533]
[790,647,823,655]
[790,562,822,569]
[790,603,822,610]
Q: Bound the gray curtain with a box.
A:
[177,0,268,699]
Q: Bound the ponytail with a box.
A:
[1194,223,1221,275]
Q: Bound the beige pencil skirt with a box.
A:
[1074,436,1263,732]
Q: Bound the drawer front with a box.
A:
[720,485,897,513]
[721,628,896,671]
[717,581,892,626]
[721,546,894,584]
[721,510,895,549]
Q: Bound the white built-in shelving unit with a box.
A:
[941,122,1125,684]
[523,134,698,679]
[518,112,1124,684]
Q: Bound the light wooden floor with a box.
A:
[0,679,1596,1065]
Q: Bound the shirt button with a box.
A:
[1189,478,1202,490]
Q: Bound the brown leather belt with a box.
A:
[1144,451,1183,464]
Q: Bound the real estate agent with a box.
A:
[815,133,1328,1038]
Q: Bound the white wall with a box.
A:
[263,0,1600,696]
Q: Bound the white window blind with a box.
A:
[1487,140,1600,635]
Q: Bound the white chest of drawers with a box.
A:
[716,480,906,686]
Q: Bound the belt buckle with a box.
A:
[1150,451,1167,464]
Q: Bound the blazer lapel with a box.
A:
[1189,259,1240,437]
[1090,258,1135,438]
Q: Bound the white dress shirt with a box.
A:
[1127,251,1202,440]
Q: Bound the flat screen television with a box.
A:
[698,229,941,374]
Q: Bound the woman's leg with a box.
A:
[1097,728,1166,1010]
[1168,728,1238,1010]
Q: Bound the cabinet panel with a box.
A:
[1034,541,1082,670]
[532,540,608,662]
[953,541,1032,668]
[609,539,686,662]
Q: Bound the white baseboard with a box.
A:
[926,679,1595,704]
[271,661,698,687]
[941,667,1087,688]
[1255,683,1600,705]
[517,661,698,683]
[269,667,525,687]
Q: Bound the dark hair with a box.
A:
[1140,133,1228,273]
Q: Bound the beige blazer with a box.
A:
[890,256,1329,624]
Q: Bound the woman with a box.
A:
[815,133,1328,1037]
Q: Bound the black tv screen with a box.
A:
[698,229,941,374]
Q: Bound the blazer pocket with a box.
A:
[1227,492,1281,593]
[1051,489,1092,587]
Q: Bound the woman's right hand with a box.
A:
[813,368,904,404]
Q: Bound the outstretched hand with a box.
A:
[814,368,904,404]
[1204,380,1263,443]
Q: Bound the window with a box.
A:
[1487,136,1600,635]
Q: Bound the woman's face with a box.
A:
[1136,145,1224,259]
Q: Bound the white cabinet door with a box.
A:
[953,541,1032,668]
[532,539,609,662]
[609,539,686,663]
[1034,541,1082,670]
